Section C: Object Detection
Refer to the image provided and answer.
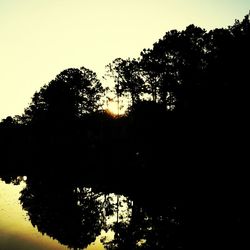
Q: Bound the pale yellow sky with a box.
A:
[0,0,249,119]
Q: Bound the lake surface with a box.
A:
[0,179,110,250]
[0,175,183,249]
[0,179,65,249]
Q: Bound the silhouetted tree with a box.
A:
[140,25,207,112]
[106,58,144,108]
[0,115,23,128]
[22,67,104,125]
[140,29,181,108]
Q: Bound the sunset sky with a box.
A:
[0,0,249,119]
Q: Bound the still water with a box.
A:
[0,175,182,249]
[0,179,114,250]
[0,179,66,249]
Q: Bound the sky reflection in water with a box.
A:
[0,179,106,250]
[0,175,182,249]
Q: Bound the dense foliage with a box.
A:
[1,13,249,250]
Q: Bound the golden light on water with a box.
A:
[0,180,126,250]
[0,180,68,250]
[0,180,109,250]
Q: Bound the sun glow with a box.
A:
[105,95,128,116]
[106,99,119,116]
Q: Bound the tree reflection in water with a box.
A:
[7,174,183,250]
[19,175,106,249]
[103,200,182,250]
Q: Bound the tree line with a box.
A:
[0,12,249,250]
[0,13,249,126]
[1,13,249,197]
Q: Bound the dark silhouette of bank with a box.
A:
[1,13,249,249]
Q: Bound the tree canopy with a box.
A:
[22,67,104,125]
